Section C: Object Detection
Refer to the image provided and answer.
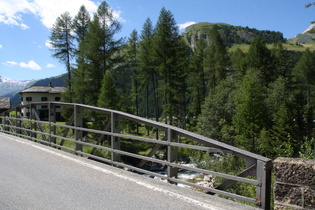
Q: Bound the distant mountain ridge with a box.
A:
[0,76,34,97]
[184,22,286,48]
[31,73,67,87]
[1,74,67,106]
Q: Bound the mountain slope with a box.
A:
[0,76,34,97]
[31,73,67,87]
[1,74,67,107]
[184,22,286,48]
[289,23,315,44]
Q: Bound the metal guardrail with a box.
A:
[0,102,272,209]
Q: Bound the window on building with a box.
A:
[55,97,61,101]
[55,105,61,109]
[41,97,48,101]
[26,97,32,101]
[42,105,48,109]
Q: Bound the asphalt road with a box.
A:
[0,133,257,210]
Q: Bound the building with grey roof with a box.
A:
[20,85,66,120]
[0,97,10,113]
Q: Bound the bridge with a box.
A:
[0,102,272,209]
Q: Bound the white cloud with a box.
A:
[20,23,30,30]
[0,44,2,48]
[45,40,54,49]
[5,61,18,66]
[46,63,55,68]
[178,21,196,30]
[20,60,41,70]
[112,9,126,23]
[0,0,124,30]
[31,0,99,29]
[0,0,32,29]
[5,60,41,70]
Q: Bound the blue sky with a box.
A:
[0,0,314,81]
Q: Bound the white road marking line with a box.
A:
[5,134,222,210]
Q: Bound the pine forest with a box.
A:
[49,1,315,163]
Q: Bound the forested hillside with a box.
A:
[49,1,315,163]
[31,74,67,87]
[184,22,286,48]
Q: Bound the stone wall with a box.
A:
[274,157,315,209]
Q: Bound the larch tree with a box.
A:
[84,1,124,106]
[271,41,291,78]
[71,5,91,104]
[260,76,295,158]
[138,18,160,121]
[49,11,75,91]
[153,7,184,125]
[73,5,91,42]
[204,25,229,93]
[245,37,273,85]
[173,37,189,128]
[188,38,207,118]
[98,70,120,110]
[233,68,269,154]
[292,48,315,144]
[126,29,140,116]
[230,47,246,78]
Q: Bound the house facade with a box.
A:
[20,85,66,120]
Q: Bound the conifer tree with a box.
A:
[84,1,123,106]
[233,68,269,153]
[188,38,207,117]
[49,11,75,90]
[173,37,189,128]
[71,5,91,104]
[126,30,140,116]
[271,41,291,78]
[245,37,273,84]
[96,70,120,132]
[204,25,229,93]
[154,7,186,125]
[197,76,236,146]
[138,18,159,121]
[230,47,246,77]
[292,48,315,146]
[261,76,295,158]
[98,71,120,110]
[73,5,91,42]
[292,48,315,106]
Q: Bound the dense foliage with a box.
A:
[50,1,315,161]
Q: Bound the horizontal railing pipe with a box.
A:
[0,102,271,209]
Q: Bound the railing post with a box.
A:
[15,107,21,136]
[167,128,178,182]
[256,160,272,209]
[0,114,2,131]
[4,112,9,132]
[30,104,36,139]
[49,102,56,145]
[111,112,121,163]
[74,105,83,153]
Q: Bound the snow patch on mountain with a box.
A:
[0,76,34,96]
